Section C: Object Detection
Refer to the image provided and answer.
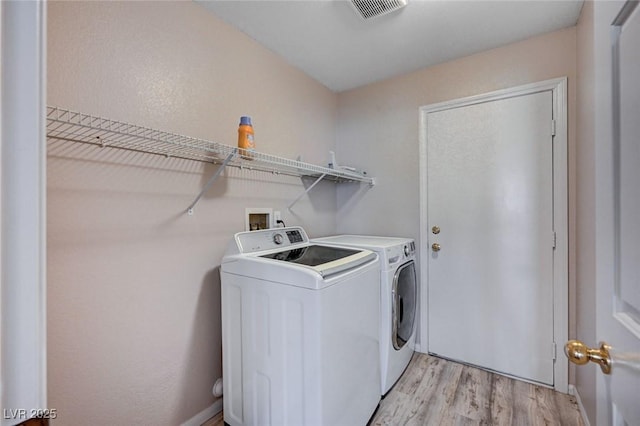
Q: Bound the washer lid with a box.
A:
[260,245,375,277]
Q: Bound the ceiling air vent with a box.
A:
[350,0,408,20]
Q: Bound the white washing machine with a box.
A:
[221,227,381,426]
[313,235,417,395]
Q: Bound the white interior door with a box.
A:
[426,90,556,385]
[588,2,640,424]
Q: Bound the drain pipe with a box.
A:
[212,378,223,398]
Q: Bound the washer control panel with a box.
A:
[403,241,416,257]
[387,240,416,265]
[236,226,308,254]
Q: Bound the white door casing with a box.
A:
[418,78,568,393]
[0,1,48,424]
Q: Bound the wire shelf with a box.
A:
[46,106,375,185]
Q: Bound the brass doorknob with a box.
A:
[432,243,441,252]
[432,226,441,235]
[565,340,612,374]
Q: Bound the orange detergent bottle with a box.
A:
[237,116,255,159]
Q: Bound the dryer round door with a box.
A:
[392,260,417,350]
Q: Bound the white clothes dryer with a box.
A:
[313,235,417,396]
[221,227,381,426]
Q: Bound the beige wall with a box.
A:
[47,2,338,424]
[336,26,578,356]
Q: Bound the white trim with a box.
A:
[0,3,4,416]
[418,77,569,393]
[0,5,3,419]
[180,399,223,426]
[418,105,429,357]
[552,77,570,394]
[418,78,566,114]
[0,1,48,423]
[569,384,592,426]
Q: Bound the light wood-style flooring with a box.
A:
[203,353,583,426]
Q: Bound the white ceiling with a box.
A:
[197,0,584,92]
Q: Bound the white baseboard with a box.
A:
[181,398,223,426]
[568,385,590,426]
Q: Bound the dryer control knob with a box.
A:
[404,245,410,257]
[273,233,284,245]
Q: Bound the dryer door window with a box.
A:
[392,260,417,350]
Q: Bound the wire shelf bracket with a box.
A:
[187,150,237,215]
[287,173,327,211]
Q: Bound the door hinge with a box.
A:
[551,119,557,136]
[552,342,557,360]
[553,231,557,249]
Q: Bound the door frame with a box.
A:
[417,77,568,393]
[1,1,48,421]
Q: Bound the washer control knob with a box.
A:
[404,245,410,257]
[273,233,284,245]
